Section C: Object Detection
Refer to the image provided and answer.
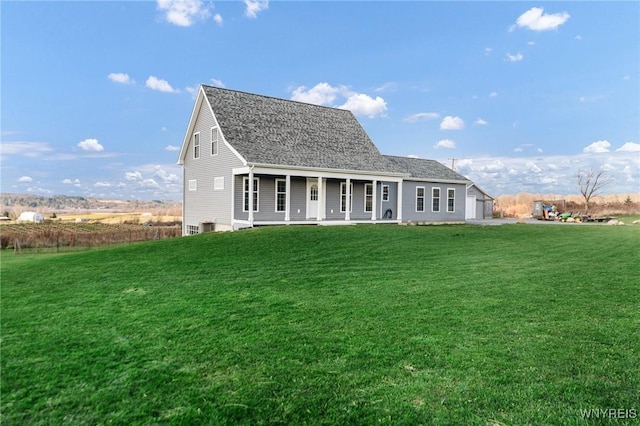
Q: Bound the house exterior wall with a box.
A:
[378,181,398,220]
[183,104,243,233]
[466,186,494,219]
[401,181,466,222]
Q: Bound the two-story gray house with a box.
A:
[178,85,493,234]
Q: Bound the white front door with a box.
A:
[466,196,476,219]
[307,179,318,219]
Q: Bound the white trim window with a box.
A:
[188,179,197,191]
[416,186,425,212]
[432,187,441,212]
[364,183,373,213]
[275,179,287,212]
[447,188,455,212]
[193,133,200,159]
[340,182,353,213]
[382,184,389,202]
[243,177,259,212]
[211,127,219,156]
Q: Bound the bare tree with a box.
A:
[577,169,611,216]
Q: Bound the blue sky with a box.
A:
[2,1,638,200]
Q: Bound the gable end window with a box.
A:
[416,187,425,212]
[432,187,441,212]
[382,185,389,202]
[243,177,259,212]
[211,127,219,156]
[447,188,455,212]
[193,133,200,159]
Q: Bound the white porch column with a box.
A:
[371,179,377,221]
[317,176,323,221]
[396,181,403,222]
[285,174,291,222]
[345,178,351,221]
[248,168,254,226]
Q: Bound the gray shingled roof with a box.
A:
[204,85,395,173]
[384,155,470,182]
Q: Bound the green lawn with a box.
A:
[2,224,639,425]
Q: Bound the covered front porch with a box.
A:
[231,164,405,229]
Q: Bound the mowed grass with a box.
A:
[2,224,639,425]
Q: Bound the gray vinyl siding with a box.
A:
[378,181,397,220]
[401,181,466,222]
[290,177,307,220]
[234,175,308,221]
[183,105,243,233]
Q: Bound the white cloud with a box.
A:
[125,171,143,181]
[165,145,180,151]
[94,181,112,188]
[18,176,32,182]
[157,0,210,27]
[291,82,343,105]
[244,0,268,18]
[154,165,180,183]
[407,154,419,159]
[489,92,498,98]
[77,138,104,152]
[527,41,536,46]
[455,150,640,195]
[584,140,611,153]
[338,94,387,118]
[506,52,524,62]
[146,76,178,93]
[290,82,387,118]
[474,118,488,126]
[484,47,493,55]
[62,178,81,186]
[375,82,398,92]
[141,178,160,188]
[213,13,223,26]
[513,7,570,32]
[434,139,456,149]
[575,35,582,41]
[440,116,465,130]
[108,73,134,84]
[210,78,225,87]
[403,112,440,123]
[616,142,640,152]
[0,141,53,157]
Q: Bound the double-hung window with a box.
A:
[340,182,353,213]
[364,184,373,213]
[432,187,441,212]
[243,177,259,212]
[447,188,455,212]
[416,187,425,212]
[275,179,287,212]
[193,133,200,159]
[211,127,219,156]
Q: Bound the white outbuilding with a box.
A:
[16,212,44,223]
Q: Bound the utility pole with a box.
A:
[448,157,458,171]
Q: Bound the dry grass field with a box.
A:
[493,193,639,218]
